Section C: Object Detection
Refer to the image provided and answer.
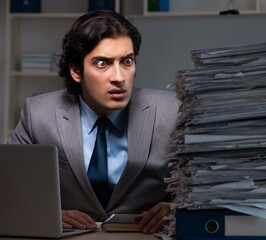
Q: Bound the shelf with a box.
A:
[3,0,135,143]
[143,0,264,16]
[10,71,59,77]
[8,13,85,19]
[143,10,260,17]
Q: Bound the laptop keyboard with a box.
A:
[63,229,75,233]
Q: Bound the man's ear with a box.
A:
[70,67,81,83]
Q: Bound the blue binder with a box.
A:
[159,0,169,12]
[175,209,266,240]
[10,0,41,13]
[89,0,115,11]
[183,237,266,240]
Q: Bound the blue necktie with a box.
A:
[87,117,113,208]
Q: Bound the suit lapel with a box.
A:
[55,101,103,212]
[107,91,156,210]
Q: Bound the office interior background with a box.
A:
[1,0,266,143]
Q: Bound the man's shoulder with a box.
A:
[29,89,67,99]
[132,87,177,102]
[130,87,179,124]
[27,89,76,104]
[23,89,78,111]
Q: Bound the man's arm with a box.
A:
[62,210,98,230]
[136,202,177,234]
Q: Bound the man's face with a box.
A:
[71,36,136,116]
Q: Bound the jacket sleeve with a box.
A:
[8,98,35,144]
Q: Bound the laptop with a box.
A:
[0,144,93,238]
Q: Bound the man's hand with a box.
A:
[135,202,177,234]
[62,210,98,230]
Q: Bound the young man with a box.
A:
[8,11,180,234]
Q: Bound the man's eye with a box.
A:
[96,60,107,68]
[123,57,134,66]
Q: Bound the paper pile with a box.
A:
[166,42,266,218]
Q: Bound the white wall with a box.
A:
[130,15,266,90]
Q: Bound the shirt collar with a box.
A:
[79,95,127,133]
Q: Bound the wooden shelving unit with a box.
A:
[143,0,265,16]
[2,0,124,142]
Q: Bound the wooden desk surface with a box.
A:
[0,222,160,240]
[0,231,159,240]
[70,231,159,240]
[0,222,165,240]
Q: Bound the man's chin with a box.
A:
[109,101,129,111]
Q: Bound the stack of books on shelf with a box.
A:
[10,0,41,13]
[20,53,54,72]
[89,0,115,11]
[163,42,266,238]
[148,0,169,12]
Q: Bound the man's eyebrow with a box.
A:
[92,53,135,62]
[91,56,112,62]
[121,53,135,59]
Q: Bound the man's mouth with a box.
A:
[109,89,126,94]
[108,89,127,99]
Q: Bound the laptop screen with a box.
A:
[0,144,63,238]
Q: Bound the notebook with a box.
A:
[0,144,93,238]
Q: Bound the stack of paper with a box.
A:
[191,42,266,68]
[166,42,266,218]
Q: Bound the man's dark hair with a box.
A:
[58,11,142,96]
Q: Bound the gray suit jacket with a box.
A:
[8,87,180,220]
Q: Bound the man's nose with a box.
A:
[110,64,124,82]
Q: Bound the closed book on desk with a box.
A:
[101,213,140,232]
[176,209,266,240]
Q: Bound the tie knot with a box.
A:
[96,117,109,133]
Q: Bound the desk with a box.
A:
[0,231,159,240]
[0,222,165,240]
[69,231,159,240]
